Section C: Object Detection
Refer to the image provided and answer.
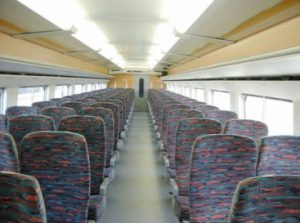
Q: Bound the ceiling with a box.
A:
[0,0,299,73]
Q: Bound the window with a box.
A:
[183,87,190,97]
[55,85,69,98]
[244,94,293,135]
[74,84,82,94]
[0,88,4,113]
[86,84,92,92]
[192,88,205,102]
[212,90,230,110]
[18,86,46,106]
[81,84,86,93]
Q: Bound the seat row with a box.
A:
[148,89,300,223]
[0,88,135,222]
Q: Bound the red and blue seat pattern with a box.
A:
[257,136,300,175]
[32,100,57,110]
[223,119,268,145]
[205,110,238,127]
[174,118,222,221]
[5,106,39,119]
[189,134,257,222]
[228,175,300,222]
[0,171,47,223]
[0,114,7,132]
[40,107,76,129]
[61,101,87,114]
[0,132,19,172]
[9,115,55,151]
[20,131,90,222]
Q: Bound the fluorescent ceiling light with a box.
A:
[99,44,117,60]
[18,0,124,68]
[162,0,214,33]
[18,0,85,30]
[148,0,214,69]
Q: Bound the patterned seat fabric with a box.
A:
[61,102,87,114]
[0,132,19,172]
[164,109,203,169]
[257,136,300,175]
[79,107,115,167]
[40,107,76,129]
[193,105,219,116]
[228,175,300,222]
[205,110,238,127]
[20,131,90,222]
[223,119,268,145]
[50,98,71,106]
[5,106,39,119]
[190,135,257,223]
[32,101,57,110]
[8,115,55,151]
[0,114,7,132]
[75,98,98,106]
[174,118,222,221]
[91,102,120,142]
[59,115,106,195]
[0,171,47,223]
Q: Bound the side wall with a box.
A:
[0,32,108,74]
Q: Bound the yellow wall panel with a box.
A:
[169,15,300,74]
[0,32,108,74]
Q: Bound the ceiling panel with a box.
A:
[0,0,299,73]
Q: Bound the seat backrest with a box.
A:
[59,115,106,195]
[190,134,257,222]
[61,102,87,114]
[175,118,222,196]
[164,109,203,168]
[79,107,115,166]
[20,131,90,222]
[193,105,219,116]
[75,98,98,106]
[9,115,55,151]
[91,102,120,141]
[257,136,300,175]
[0,132,19,172]
[205,110,238,127]
[50,98,71,106]
[0,114,7,132]
[32,101,57,110]
[228,175,300,222]
[161,105,189,145]
[40,107,76,129]
[0,171,47,223]
[223,119,268,145]
[6,106,39,119]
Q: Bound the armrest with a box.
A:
[162,154,169,167]
[100,177,109,196]
[170,178,178,196]
[117,139,124,150]
[110,156,116,166]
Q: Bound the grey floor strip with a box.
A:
[100,112,179,223]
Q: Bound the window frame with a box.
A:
[55,85,70,98]
[243,93,293,134]
[211,89,231,110]
[17,86,47,106]
[0,88,4,113]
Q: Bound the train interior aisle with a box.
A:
[101,111,179,223]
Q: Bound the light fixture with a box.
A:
[17,0,124,68]
[148,0,214,69]
[18,0,85,30]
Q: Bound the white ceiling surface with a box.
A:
[0,0,292,72]
[171,0,282,56]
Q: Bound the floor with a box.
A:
[100,112,179,223]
